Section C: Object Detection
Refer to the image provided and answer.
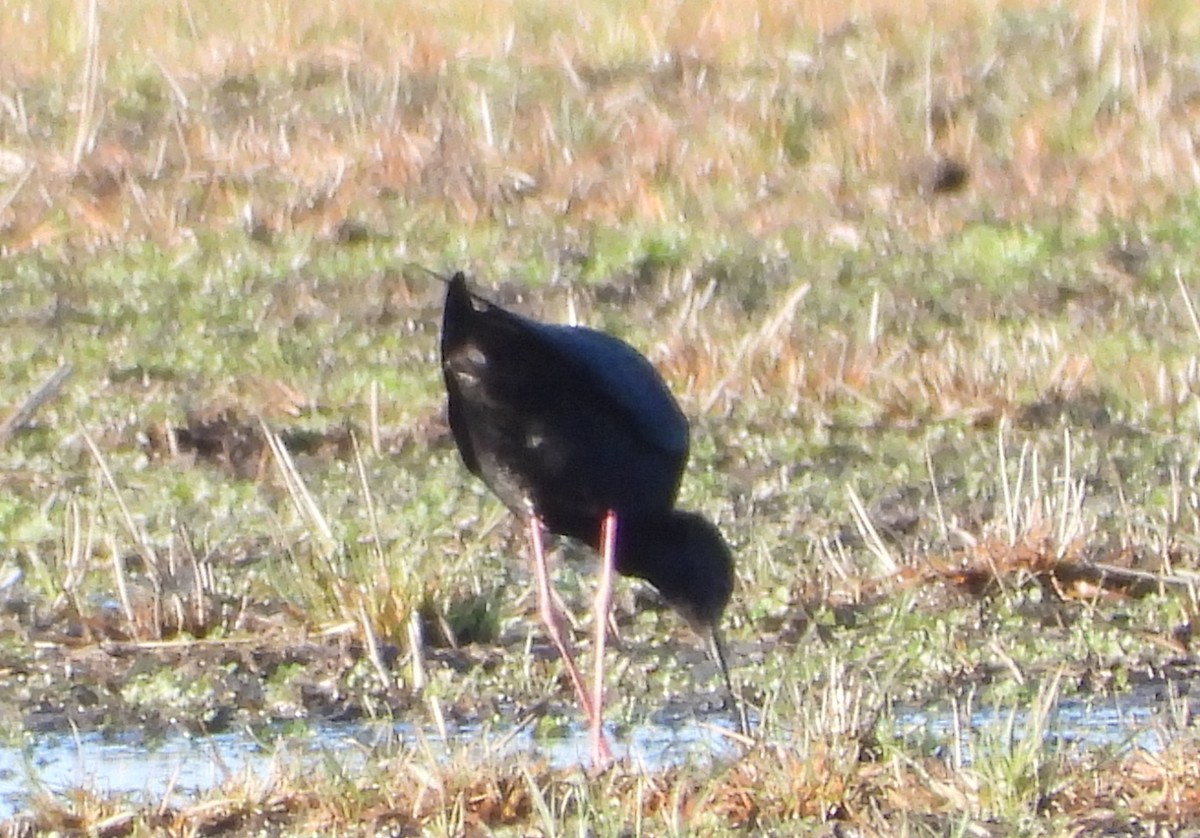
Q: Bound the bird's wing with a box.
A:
[521,319,690,459]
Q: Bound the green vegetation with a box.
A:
[3,0,1200,833]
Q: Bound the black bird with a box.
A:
[440,272,744,764]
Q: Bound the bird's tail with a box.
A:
[444,270,475,314]
[440,271,487,352]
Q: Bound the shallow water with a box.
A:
[894,691,1164,761]
[0,714,742,820]
[0,689,1178,820]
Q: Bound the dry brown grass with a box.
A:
[1,0,1196,253]
[7,0,1193,428]
[13,733,1200,836]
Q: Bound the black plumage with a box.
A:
[440,272,744,763]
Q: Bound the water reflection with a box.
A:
[894,694,1162,762]
[0,691,1173,820]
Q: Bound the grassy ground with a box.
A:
[3,0,1200,833]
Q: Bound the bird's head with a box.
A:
[617,509,735,633]
[617,509,750,737]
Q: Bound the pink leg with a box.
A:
[589,509,618,766]
[527,516,613,765]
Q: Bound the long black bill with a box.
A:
[710,626,751,739]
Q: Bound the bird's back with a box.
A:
[441,273,688,524]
